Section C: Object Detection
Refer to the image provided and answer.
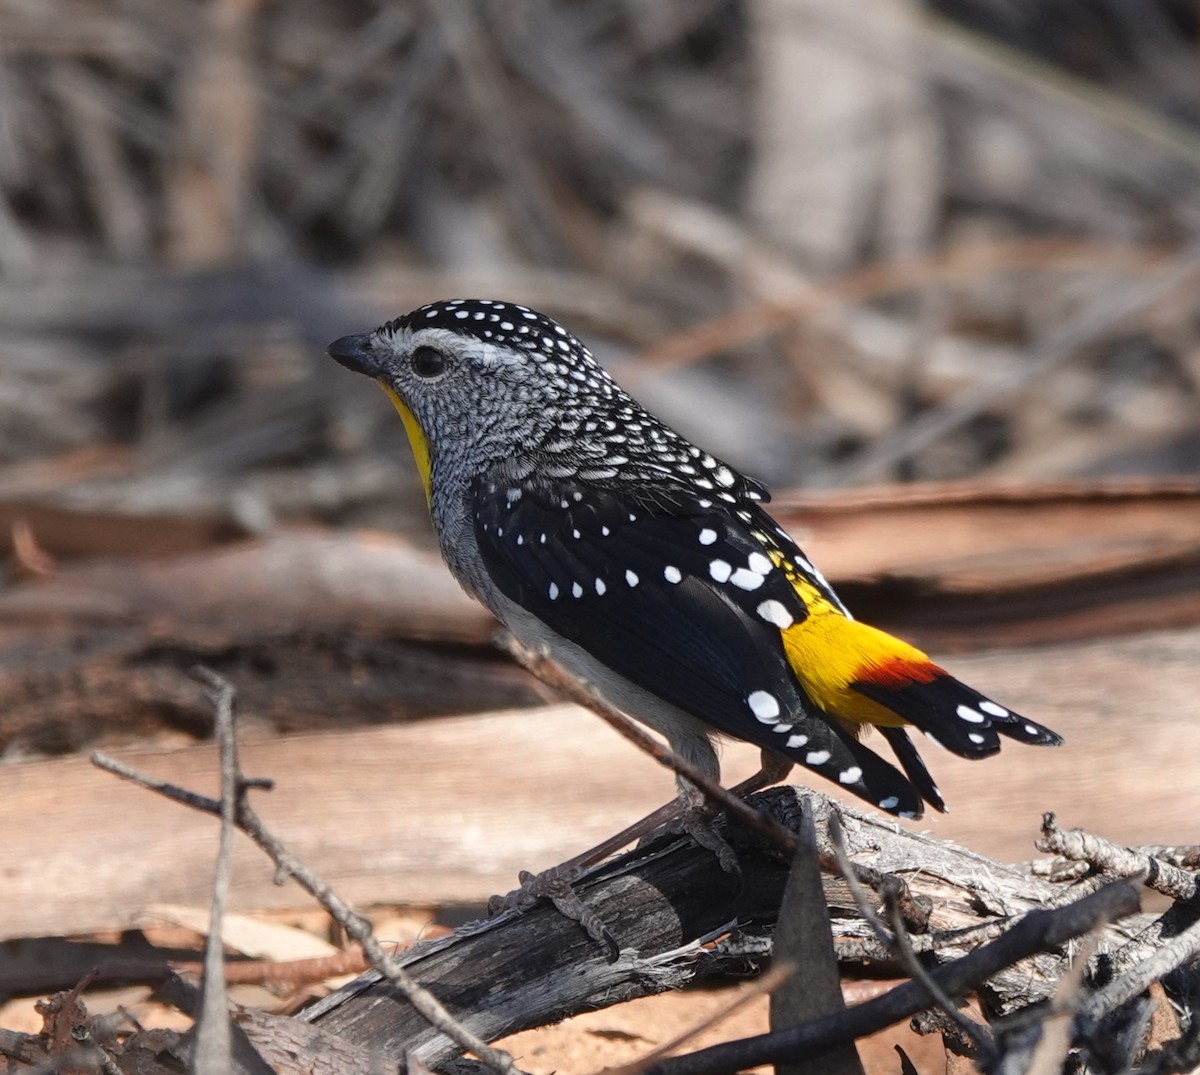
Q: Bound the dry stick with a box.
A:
[886,895,992,1057]
[191,669,236,1075]
[1037,812,1199,903]
[631,232,1167,386]
[1022,932,1101,1075]
[596,964,795,1075]
[488,796,686,904]
[1105,896,1200,984]
[1080,912,1200,1024]
[770,802,865,1075]
[91,681,522,1075]
[825,812,895,951]
[171,949,373,987]
[21,1047,119,1075]
[640,882,1140,1075]
[1137,845,1200,870]
[501,636,798,857]
[828,813,994,1063]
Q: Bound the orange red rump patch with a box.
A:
[857,654,944,689]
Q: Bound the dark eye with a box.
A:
[410,346,447,379]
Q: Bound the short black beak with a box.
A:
[327,333,381,377]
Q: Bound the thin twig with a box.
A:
[1022,932,1101,1075]
[596,964,795,1075]
[501,635,798,856]
[92,675,523,1075]
[503,636,930,931]
[825,234,1200,485]
[1037,812,1199,902]
[191,667,236,1075]
[826,811,893,950]
[641,882,1140,1075]
[885,893,994,1062]
[829,813,993,1060]
[1080,912,1200,1022]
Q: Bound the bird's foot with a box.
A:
[484,799,685,959]
[681,807,742,877]
[488,866,618,961]
[638,799,741,879]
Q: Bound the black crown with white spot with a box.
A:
[387,298,592,364]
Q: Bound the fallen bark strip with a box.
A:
[301,790,1148,1067]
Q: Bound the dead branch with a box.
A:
[1037,812,1199,902]
[299,788,1146,1067]
[71,663,1200,1074]
[92,671,522,1075]
[639,882,1139,1075]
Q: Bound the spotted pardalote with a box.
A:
[329,299,1062,820]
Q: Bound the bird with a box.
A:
[328,298,1062,822]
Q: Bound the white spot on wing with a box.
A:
[709,559,732,583]
[664,565,682,584]
[730,568,765,590]
[786,733,808,748]
[956,705,986,724]
[698,528,717,545]
[572,582,583,598]
[805,750,831,766]
[838,766,862,784]
[548,583,559,600]
[625,569,639,587]
[747,552,773,575]
[979,700,1009,718]
[756,600,794,628]
[747,691,780,723]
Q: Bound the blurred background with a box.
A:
[5,1,1200,1058]
[3,0,1200,534]
[6,0,1200,890]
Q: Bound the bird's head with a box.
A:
[329,299,621,502]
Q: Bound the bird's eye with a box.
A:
[410,346,447,379]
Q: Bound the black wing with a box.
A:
[471,472,925,817]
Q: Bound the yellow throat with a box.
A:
[380,384,433,506]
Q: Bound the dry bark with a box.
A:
[297,789,1149,1067]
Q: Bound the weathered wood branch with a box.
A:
[642,882,1141,1075]
[299,789,1149,1067]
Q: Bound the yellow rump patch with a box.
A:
[380,384,433,506]
[768,549,932,727]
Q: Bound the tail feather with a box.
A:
[879,726,947,813]
[775,578,1062,812]
[995,714,1063,745]
[770,711,926,819]
[854,670,1062,758]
